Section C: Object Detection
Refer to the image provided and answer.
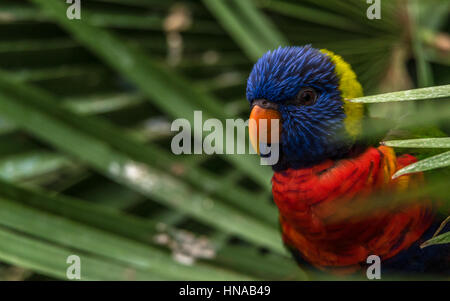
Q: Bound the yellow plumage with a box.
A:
[320,49,364,139]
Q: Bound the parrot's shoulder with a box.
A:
[272,146,404,210]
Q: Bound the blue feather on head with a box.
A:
[246,45,354,170]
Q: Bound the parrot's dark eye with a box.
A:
[290,88,317,106]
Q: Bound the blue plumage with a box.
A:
[246,46,352,169]
[383,217,450,275]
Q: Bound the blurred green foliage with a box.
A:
[0,0,448,280]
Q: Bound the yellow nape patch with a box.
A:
[320,49,364,139]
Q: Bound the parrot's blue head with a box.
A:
[246,45,364,170]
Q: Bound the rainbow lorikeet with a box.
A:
[246,45,449,275]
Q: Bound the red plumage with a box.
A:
[272,145,434,273]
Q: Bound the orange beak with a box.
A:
[249,102,281,154]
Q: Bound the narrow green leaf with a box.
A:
[203,0,286,60]
[408,0,434,87]
[215,244,308,280]
[8,66,104,82]
[382,137,450,149]
[63,93,146,115]
[0,151,73,181]
[420,231,450,248]
[351,84,450,103]
[231,0,288,48]
[0,39,78,53]
[393,150,450,178]
[202,0,266,60]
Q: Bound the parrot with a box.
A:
[246,45,449,276]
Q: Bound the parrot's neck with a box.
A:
[320,49,364,140]
[272,138,359,172]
